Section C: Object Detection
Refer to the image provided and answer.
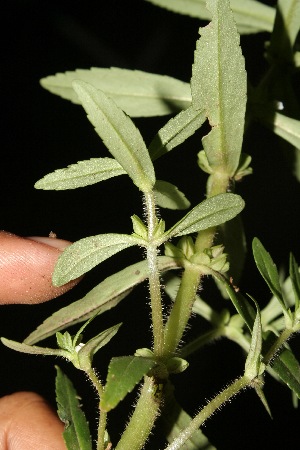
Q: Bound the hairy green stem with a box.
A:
[180,328,224,358]
[97,409,108,450]
[115,376,161,450]
[164,375,250,450]
[85,368,106,450]
[164,265,202,355]
[144,191,164,357]
[263,328,294,365]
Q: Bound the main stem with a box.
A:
[144,191,165,357]
[115,376,161,450]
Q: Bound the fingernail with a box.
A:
[26,236,72,251]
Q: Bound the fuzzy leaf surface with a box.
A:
[53,233,142,286]
[101,356,156,412]
[144,0,275,33]
[35,158,125,190]
[41,68,191,117]
[77,323,122,371]
[245,301,263,379]
[73,80,155,192]
[191,0,247,176]
[149,106,205,161]
[24,256,179,344]
[56,366,92,450]
[0,337,68,357]
[166,193,245,238]
[154,180,191,210]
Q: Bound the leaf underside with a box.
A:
[24,256,179,344]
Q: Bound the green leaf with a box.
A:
[35,158,125,190]
[253,378,272,418]
[56,366,92,450]
[258,110,300,149]
[53,233,143,286]
[149,106,205,161]
[191,0,247,176]
[252,238,288,314]
[166,193,245,238]
[73,80,155,192]
[100,356,156,412]
[244,299,264,379]
[162,387,216,449]
[0,337,68,358]
[154,180,191,210]
[41,68,191,117]
[289,253,300,311]
[222,280,256,331]
[24,256,179,344]
[77,323,122,371]
[271,346,300,399]
[261,271,298,330]
[268,0,300,63]
[144,0,275,34]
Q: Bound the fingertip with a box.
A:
[0,392,66,450]
[0,231,80,304]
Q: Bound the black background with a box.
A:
[1,1,300,449]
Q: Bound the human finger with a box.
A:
[0,392,66,450]
[0,231,79,304]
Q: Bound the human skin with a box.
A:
[0,230,80,449]
[0,231,78,304]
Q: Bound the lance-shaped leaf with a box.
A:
[53,233,143,286]
[252,238,288,316]
[56,367,92,450]
[268,0,300,63]
[261,267,300,331]
[289,253,300,311]
[144,0,275,34]
[1,337,68,357]
[165,193,244,238]
[244,299,264,380]
[24,256,179,345]
[149,106,205,161]
[77,323,122,371]
[271,347,300,399]
[41,68,191,117]
[257,109,300,149]
[154,180,190,210]
[73,80,155,192]
[191,0,247,176]
[35,157,125,190]
[219,278,255,331]
[100,356,156,412]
